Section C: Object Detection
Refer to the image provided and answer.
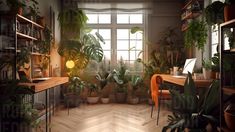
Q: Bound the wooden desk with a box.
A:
[20,77,69,93]
[156,74,213,88]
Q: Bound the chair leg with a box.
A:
[156,99,160,125]
[67,100,69,115]
[150,103,154,118]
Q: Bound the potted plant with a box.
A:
[128,75,145,104]
[202,59,212,80]
[112,58,130,103]
[163,72,220,131]
[6,0,26,15]
[58,8,88,39]
[95,59,112,104]
[211,52,220,79]
[205,1,224,26]
[86,83,100,104]
[64,77,85,107]
[224,0,235,22]
[0,80,40,131]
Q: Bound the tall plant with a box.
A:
[162,72,220,131]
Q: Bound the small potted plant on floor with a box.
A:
[112,58,130,103]
[128,75,145,104]
[202,59,212,80]
[64,77,85,107]
[95,59,112,104]
[86,83,100,104]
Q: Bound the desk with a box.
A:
[20,77,68,132]
[156,74,213,88]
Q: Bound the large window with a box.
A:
[86,12,145,71]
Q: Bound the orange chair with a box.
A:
[150,74,171,125]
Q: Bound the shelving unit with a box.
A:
[0,12,53,132]
[220,19,235,131]
[181,0,203,31]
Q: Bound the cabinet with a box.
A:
[181,0,203,31]
[0,12,50,81]
[220,19,235,131]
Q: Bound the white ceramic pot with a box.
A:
[203,68,211,80]
[87,96,99,104]
[101,98,110,104]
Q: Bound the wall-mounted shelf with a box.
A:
[223,87,235,95]
[17,14,44,29]
[17,32,38,40]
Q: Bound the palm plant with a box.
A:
[162,72,220,131]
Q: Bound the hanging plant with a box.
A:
[184,19,207,51]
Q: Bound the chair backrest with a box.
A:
[156,76,163,90]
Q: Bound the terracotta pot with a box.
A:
[18,7,23,15]
[224,105,235,131]
[37,16,45,26]
[224,4,235,22]
[203,68,211,80]
[115,92,126,103]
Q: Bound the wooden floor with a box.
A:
[51,103,171,132]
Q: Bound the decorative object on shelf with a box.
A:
[40,55,50,77]
[202,59,212,80]
[38,26,53,54]
[162,72,220,131]
[6,0,26,15]
[224,0,235,22]
[205,1,224,26]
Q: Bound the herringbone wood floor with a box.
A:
[51,103,171,132]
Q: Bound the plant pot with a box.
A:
[36,16,45,26]
[224,4,235,22]
[101,97,110,104]
[129,97,139,104]
[18,7,23,15]
[115,92,127,103]
[203,68,211,80]
[87,96,99,104]
[64,93,80,107]
[224,105,235,131]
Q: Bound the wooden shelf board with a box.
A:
[17,32,37,40]
[182,0,203,10]
[181,12,201,20]
[223,87,235,94]
[220,19,235,27]
[17,14,44,29]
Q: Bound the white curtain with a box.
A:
[76,2,153,13]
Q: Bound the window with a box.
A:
[86,12,145,72]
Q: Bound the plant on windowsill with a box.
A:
[112,58,130,103]
[162,72,220,132]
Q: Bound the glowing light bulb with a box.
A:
[66,60,75,69]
